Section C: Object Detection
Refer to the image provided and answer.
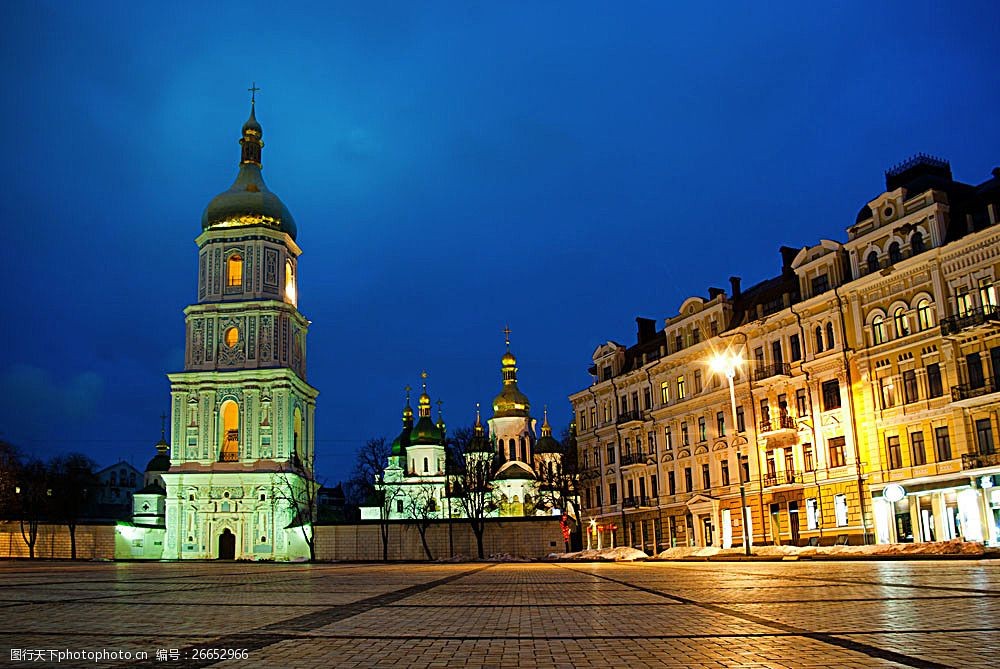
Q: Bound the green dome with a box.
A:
[390,427,411,457]
[409,416,443,445]
[535,434,561,454]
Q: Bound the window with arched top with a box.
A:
[917,299,934,331]
[508,439,516,461]
[224,327,239,348]
[293,407,303,461]
[867,250,879,273]
[220,400,240,461]
[284,259,297,305]
[888,242,902,264]
[825,322,835,349]
[911,231,925,254]
[814,326,824,353]
[894,307,910,337]
[423,457,428,473]
[227,254,243,288]
[872,315,886,345]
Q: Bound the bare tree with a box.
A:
[0,441,21,521]
[17,458,50,559]
[351,437,403,561]
[448,425,499,559]
[402,483,439,560]
[272,453,321,562]
[48,453,98,560]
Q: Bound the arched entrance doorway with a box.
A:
[218,528,236,559]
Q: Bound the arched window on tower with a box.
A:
[227,254,243,288]
[815,326,824,353]
[423,457,428,473]
[285,259,297,306]
[825,322,835,349]
[220,400,240,462]
[508,439,516,461]
[293,407,303,465]
[520,437,527,462]
[867,250,880,274]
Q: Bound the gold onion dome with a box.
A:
[201,101,297,239]
[146,419,171,473]
[535,407,561,454]
[493,343,530,418]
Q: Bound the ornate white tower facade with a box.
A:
[160,99,319,560]
[488,332,539,514]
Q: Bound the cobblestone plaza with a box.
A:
[1,560,997,668]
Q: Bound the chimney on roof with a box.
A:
[729,276,741,299]
[636,317,656,345]
[708,287,725,300]
[780,246,798,273]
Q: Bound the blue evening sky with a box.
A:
[1,1,997,483]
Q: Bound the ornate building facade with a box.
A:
[571,156,1000,551]
[120,100,319,560]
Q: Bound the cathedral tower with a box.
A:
[161,96,319,560]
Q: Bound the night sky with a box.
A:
[1,2,998,484]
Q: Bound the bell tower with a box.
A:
[161,91,319,560]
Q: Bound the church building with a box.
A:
[118,96,318,560]
[365,334,572,520]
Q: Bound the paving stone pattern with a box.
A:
[0,560,997,668]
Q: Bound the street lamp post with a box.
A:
[711,351,752,556]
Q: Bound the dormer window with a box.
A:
[911,231,925,254]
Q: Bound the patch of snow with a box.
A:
[549,547,648,561]
[654,538,988,559]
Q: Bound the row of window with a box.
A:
[884,422,990,469]
[864,231,926,274]
[871,299,935,344]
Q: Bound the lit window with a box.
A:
[676,376,685,400]
[871,316,885,345]
[917,299,934,331]
[225,327,239,348]
[894,308,910,337]
[806,498,819,530]
[285,260,297,305]
[834,494,848,527]
[227,254,243,287]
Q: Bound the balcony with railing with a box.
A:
[940,305,1000,336]
[951,377,1000,403]
[763,470,800,487]
[622,495,656,509]
[962,451,1000,470]
[616,409,643,425]
[758,414,796,434]
[620,452,647,467]
[753,362,792,382]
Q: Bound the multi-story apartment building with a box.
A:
[571,156,1000,551]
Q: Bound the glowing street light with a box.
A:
[708,350,752,556]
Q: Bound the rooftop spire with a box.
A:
[541,405,552,437]
[240,82,263,167]
[503,324,512,351]
[474,402,485,436]
[418,371,431,418]
[156,412,169,453]
[402,385,414,426]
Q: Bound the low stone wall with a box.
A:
[314,517,565,561]
[0,522,116,559]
